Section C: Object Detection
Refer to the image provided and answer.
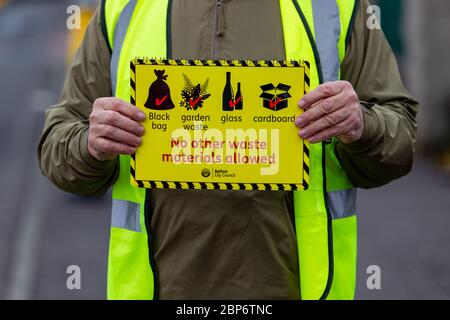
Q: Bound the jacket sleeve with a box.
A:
[37,6,118,196]
[336,0,419,189]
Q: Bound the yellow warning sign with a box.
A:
[130,58,310,191]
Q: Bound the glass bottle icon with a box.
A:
[222,72,234,111]
[234,82,243,110]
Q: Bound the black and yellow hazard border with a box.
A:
[129,58,310,191]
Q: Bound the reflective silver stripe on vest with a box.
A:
[111,199,141,232]
[326,189,356,219]
[110,0,137,95]
[109,1,142,234]
[312,0,341,82]
[312,2,356,219]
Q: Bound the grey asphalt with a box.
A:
[0,1,449,300]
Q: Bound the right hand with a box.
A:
[88,98,146,161]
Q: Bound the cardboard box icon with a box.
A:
[259,83,291,111]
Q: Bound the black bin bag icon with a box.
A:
[144,70,175,110]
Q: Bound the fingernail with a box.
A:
[137,111,146,120]
[295,117,304,127]
[300,129,308,138]
[298,100,306,108]
[137,126,145,135]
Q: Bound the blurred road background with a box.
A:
[0,0,449,300]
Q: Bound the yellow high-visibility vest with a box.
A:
[104,0,359,300]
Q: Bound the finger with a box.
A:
[92,137,137,156]
[298,81,344,110]
[298,106,352,139]
[96,124,142,147]
[302,116,354,144]
[97,110,145,136]
[295,91,347,127]
[99,98,146,122]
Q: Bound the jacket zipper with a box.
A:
[211,0,225,59]
[216,0,226,37]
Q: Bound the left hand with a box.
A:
[295,81,364,144]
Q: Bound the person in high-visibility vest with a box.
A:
[38,0,418,300]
